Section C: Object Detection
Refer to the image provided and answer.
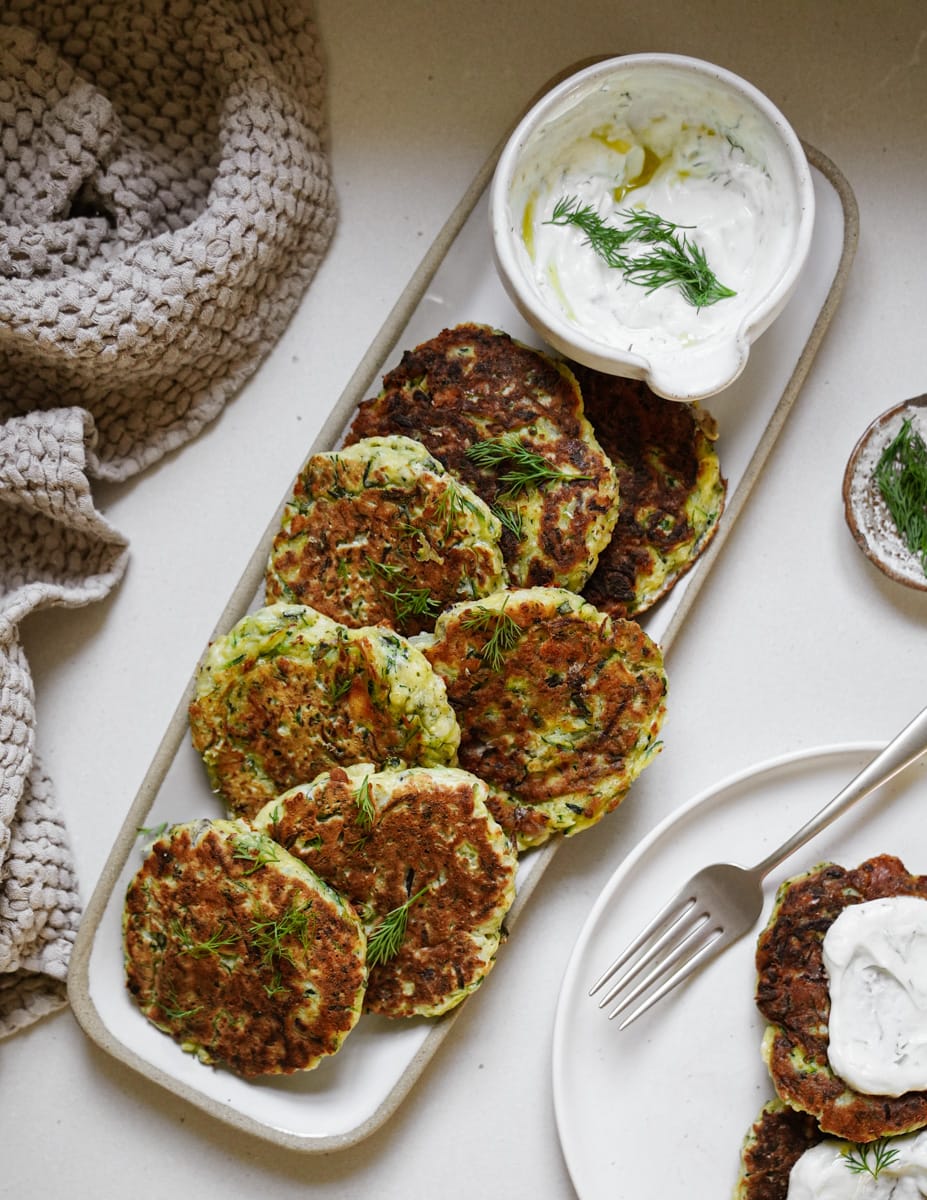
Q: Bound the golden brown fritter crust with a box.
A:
[253,764,517,1018]
[734,1100,823,1200]
[570,364,726,619]
[188,604,459,820]
[421,587,666,848]
[123,821,367,1077]
[346,323,619,592]
[265,437,506,636]
[755,855,927,1141]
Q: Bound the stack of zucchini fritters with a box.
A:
[123,323,727,1078]
[735,854,927,1199]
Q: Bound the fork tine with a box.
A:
[610,928,727,1029]
[588,886,697,997]
[596,907,711,1012]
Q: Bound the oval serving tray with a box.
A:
[67,68,859,1153]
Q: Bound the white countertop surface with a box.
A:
[10,2,927,1196]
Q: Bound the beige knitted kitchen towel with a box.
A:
[0,0,337,1035]
[0,408,129,1034]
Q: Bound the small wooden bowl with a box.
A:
[843,394,927,591]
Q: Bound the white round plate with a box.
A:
[552,742,927,1199]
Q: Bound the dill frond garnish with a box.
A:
[842,1138,901,1180]
[434,480,480,535]
[137,821,168,841]
[367,558,403,580]
[460,595,523,671]
[492,502,524,540]
[383,584,440,625]
[354,774,376,832]
[366,884,431,967]
[466,432,589,498]
[367,557,439,624]
[171,919,240,959]
[249,903,313,968]
[262,974,288,998]
[545,197,736,309]
[874,416,927,576]
[159,988,203,1021]
[232,833,280,875]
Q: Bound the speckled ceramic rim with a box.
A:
[489,53,817,402]
[843,395,927,591]
[67,66,858,1155]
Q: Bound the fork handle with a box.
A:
[751,702,927,881]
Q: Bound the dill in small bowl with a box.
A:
[874,417,927,576]
[843,395,927,591]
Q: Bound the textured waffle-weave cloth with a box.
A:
[0,0,337,1036]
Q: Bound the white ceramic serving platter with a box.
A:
[68,102,857,1152]
[553,743,927,1200]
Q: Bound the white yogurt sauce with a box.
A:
[787,1130,927,1199]
[507,72,801,390]
[823,896,927,1097]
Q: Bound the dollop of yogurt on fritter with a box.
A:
[823,895,927,1097]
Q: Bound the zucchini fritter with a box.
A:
[734,1099,824,1200]
[755,855,927,1141]
[570,364,726,619]
[253,763,517,1018]
[188,603,460,820]
[346,323,619,593]
[420,587,666,848]
[265,435,507,636]
[123,820,367,1077]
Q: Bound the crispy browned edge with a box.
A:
[67,68,860,1153]
[734,1099,823,1200]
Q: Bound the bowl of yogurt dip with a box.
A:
[490,54,815,401]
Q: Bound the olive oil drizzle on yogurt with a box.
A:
[544,197,737,309]
[514,109,794,360]
[547,125,737,312]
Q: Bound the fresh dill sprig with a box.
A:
[262,973,288,999]
[354,774,376,832]
[366,884,431,967]
[367,558,404,580]
[874,416,927,576]
[171,919,240,959]
[460,595,523,671]
[842,1138,901,1180]
[232,832,280,875]
[623,238,737,308]
[434,480,480,536]
[249,903,313,969]
[492,502,524,540]
[368,557,439,624]
[465,432,589,499]
[137,821,168,841]
[545,196,736,309]
[547,195,637,267]
[159,986,203,1021]
[383,584,440,625]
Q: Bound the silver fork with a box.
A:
[590,703,927,1029]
